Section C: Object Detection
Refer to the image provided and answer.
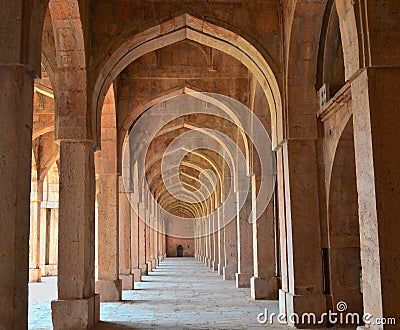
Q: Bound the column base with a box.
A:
[146,261,153,272]
[279,289,287,315]
[330,292,363,327]
[285,292,327,328]
[212,261,218,271]
[250,276,278,300]
[95,279,122,302]
[235,272,252,288]
[207,258,212,267]
[41,264,58,276]
[132,268,142,282]
[223,266,236,280]
[119,274,134,290]
[51,294,100,330]
[158,255,164,262]
[29,268,42,282]
[140,263,148,275]
[217,263,224,275]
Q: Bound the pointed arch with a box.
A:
[93,14,282,149]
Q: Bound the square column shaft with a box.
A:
[52,140,99,329]
[351,67,400,329]
[236,191,254,288]
[95,173,122,302]
[251,180,278,300]
[0,64,34,330]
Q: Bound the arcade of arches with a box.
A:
[1,1,400,329]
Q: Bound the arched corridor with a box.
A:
[1,1,400,330]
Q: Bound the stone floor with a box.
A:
[28,258,334,329]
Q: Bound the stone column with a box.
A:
[236,190,254,288]
[198,221,203,261]
[162,220,167,258]
[352,67,400,329]
[276,147,289,314]
[152,208,159,268]
[206,218,211,266]
[223,211,238,280]
[200,219,205,262]
[118,178,134,290]
[157,216,164,262]
[211,213,219,271]
[39,207,48,275]
[138,203,147,275]
[95,173,122,301]
[250,175,278,299]
[29,186,43,282]
[280,139,325,325]
[145,207,152,272]
[208,216,215,268]
[130,204,142,282]
[51,140,100,329]
[0,64,34,330]
[217,209,225,275]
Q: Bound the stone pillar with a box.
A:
[223,212,238,281]
[138,204,147,275]
[39,207,48,275]
[206,218,212,266]
[208,216,215,268]
[162,220,167,258]
[152,209,159,268]
[118,178,134,290]
[194,223,198,259]
[250,174,278,299]
[236,191,254,288]
[95,173,122,301]
[130,204,142,282]
[211,214,219,271]
[276,148,289,314]
[200,219,205,262]
[145,208,152,272]
[0,64,34,330]
[157,216,164,262]
[280,139,325,326]
[51,140,99,329]
[29,187,43,282]
[351,67,400,329]
[217,209,225,275]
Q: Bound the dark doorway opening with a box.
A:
[177,245,183,257]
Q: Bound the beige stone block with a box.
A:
[119,274,134,290]
[29,268,42,283]
[132,268,142,282]
[218,263,224,275]
[95,279,122,302]
[235,272,252,288]
[250,276,278,300]
[223,266,235,281]
[285,292,327,328]
[51,295,99,330]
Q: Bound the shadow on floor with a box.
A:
[93,321,140,329]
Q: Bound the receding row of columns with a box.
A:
[194,181,278,301]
